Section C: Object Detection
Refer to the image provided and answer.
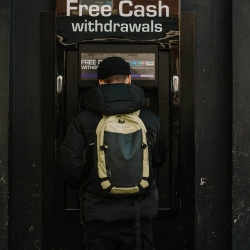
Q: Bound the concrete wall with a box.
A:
[0,0,10,249]
[182,1,231,249]
[5,0,55,249]
[232,1,250,249]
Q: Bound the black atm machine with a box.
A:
[55,43,172,218]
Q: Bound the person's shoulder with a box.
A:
[77,109,102,119]
[73,109,102,131]
[139,108,160,120]
[139,108,161,128]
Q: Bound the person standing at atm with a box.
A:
[60,57,167,250]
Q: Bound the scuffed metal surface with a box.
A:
[232,0,250,248]
[181,0,231,249]
[0,1,10,249]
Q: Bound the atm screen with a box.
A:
[78,44,159,88]
[80,53,155,80]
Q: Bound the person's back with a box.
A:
[60,57,168,250]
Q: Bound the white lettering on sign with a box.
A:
[81,65,98,69]
[81,59,97,65]
[119,0,132,17]
[81,59,99,69]
[146,5,157,17]
[67,0,169,17]
[71,20,163,33]
[118,0,169,17]
[67,0,78,16]
[67,0,112,17]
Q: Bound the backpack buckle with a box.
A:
[118,118,125,123]
[100,144,108,151]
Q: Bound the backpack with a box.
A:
[92,110,152,197]
[80,110,156,250]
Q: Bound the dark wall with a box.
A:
[182,1,231,249]
[232,1,250,249]
[9,0,55,249]
[0,0,10,249]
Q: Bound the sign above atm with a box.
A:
[57,0,179,44]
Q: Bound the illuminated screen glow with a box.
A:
[80,53,155,80]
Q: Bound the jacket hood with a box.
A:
[81,83,147,116]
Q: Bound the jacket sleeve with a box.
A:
[151,121,168,168]
[139,109,168,168]
[59,115,88,189]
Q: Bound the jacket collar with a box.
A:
[81,83,147,116]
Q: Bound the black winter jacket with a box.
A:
[60,83,167,223]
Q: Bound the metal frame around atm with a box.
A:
[54,43,172,218]
[41,11,195,248]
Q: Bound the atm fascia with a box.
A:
[78,44,160,114]
[56,42,177,218]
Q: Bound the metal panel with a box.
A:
[56,44,172,217]
[55,49,81,218]
[179,11,195,248]
[157,50,171,213]
[182,2,231,249]
[10,1,54,248]
[232,0,250,248]
[182,0,231,248]
[42,12,84,249]
[152,12,196,249]
[66,50,79,128]
[0,0,10,249]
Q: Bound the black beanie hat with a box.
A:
[97,57,131,79]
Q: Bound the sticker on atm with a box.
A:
[131,74,141,78]
[146,61,155,66]
[131,74,155,79]
[138,61,146,66]
[130,60,138,66]
[140,74,155,78]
